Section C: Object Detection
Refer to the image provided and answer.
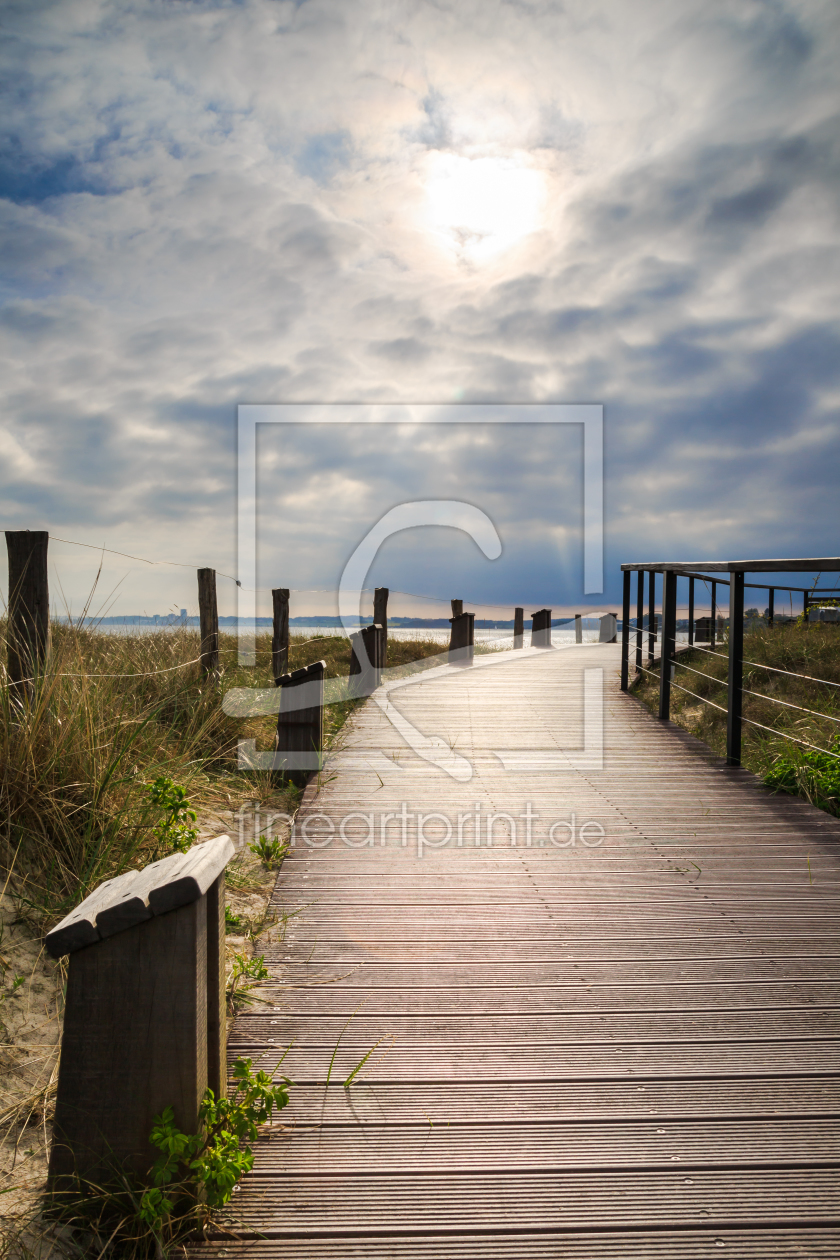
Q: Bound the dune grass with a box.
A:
[630,621,840,816]
[0,622,448,927]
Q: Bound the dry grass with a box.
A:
[631,621,840,815]
[0,622,449,927]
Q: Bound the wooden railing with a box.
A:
[619,556,840,765]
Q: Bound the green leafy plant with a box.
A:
[0,971,25,1004]
[226,951,270,1013]
[139,1057,291,1231]
[147,777,198,857]
[764,737,840,812]
[40,1057,291,1258]
[224,904,245,933]
[248,834,288,869]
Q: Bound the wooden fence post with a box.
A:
[620,572,631,690]
[5,530,49,696]
[451,599,463,617]
[275,660,325,785]
[373,588,388,665]
[688,576,695,647]
[197,568,219,674]
[726,571,745,766]
[635,572,644,673]
[531,609,552,648]
[648,572,656,663]
[658,571,677,720]
[513,607,524,649]
[45,836,233,1185]
[574,613,582,644]
[272,588,290,682]
[768,587,774,627]
[710,580,717,650]
[448,612,474,665]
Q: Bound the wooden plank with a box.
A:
[225,1168,840,1233]
[190,1231,840,1259]
[46,835,234,957]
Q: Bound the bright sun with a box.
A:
[424,154,545,260]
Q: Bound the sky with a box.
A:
[1,0,839,620]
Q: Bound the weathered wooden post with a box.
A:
[197,568,219,674]
[451,599,463,617]
[710,580,717,650]
[46,836,233,1186]
[531,609,552,648]
[275,660,325,784]
[726,571,745,766]
[5,530,49,698]
[647,571,656,663]
[635,571,644,673]
[599,613,618,643]
[513,607,524,649]
[574,613,582,644]
[620,572,631,690]
[658,570,677,720]
[349,625,383,696]
[768,587,774,627]
[272,588,290,682]
[449,612,474,665]
[373,588,388,664]
[688,576,695,647]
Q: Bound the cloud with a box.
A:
[0,0,838,614]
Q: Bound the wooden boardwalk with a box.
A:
[196,643,840,1257]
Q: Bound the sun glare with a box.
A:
[424,154,545,260]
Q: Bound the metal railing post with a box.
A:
[620,570,631,690]
[635,571,644,674]
[658,570,677,720]
[726,571,745,765]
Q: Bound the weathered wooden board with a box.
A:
[46,834,234,957]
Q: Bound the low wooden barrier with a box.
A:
[530,608,552,648]
[449,611,475,665]
[598,612,617,643]
[349,625,384,696]
[274,659,326,782]
[45,835,234,1184]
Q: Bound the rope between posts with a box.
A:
[739,716,840,759]
[738,687,840,723]
[667,678,728,714]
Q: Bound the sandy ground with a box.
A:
[0,801,290,1256]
